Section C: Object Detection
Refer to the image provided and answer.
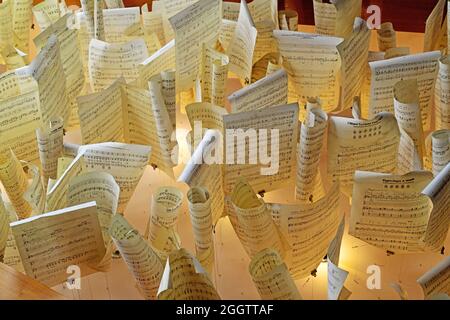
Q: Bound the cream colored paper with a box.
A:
[431,130,450,176]
[157,248,221,300]
[424,0,446,52]
[0,70,43,163]
[78,142,151,213]
[88,38,148,92]
[67,171,120,271]
[436,56,450,130]
[296,105,327,203]
[337,17,370,110]
[417,256,450,299]
[199,44,229,107]
[187,187,215,273]
[369,51,440,130]
[146,187,183,261]
[377,22,397,52]
[228,69,288,113]
[110,214,164,300]
[169,0,221,92]
[274,30,343,112]
[328,112,401,196]
[10,201,105,287]
[249,248,301,300]
[227,0,257,85]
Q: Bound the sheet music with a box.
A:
[227,0,257,85]
[228,69,288,113]
[105,0,124,9]
[19,35,70,126]
[146,187,183,260]
[46,153,85,212]
[417,255,450,299]
[36,117,64,188]
[22,162,46,215]
[369,51,440,130]
[377,22,397,52]
[393,79,425,170]
[424,0,446,52]
[313,0,361,39]
[228,179,286,259]
[88,38,148,92]
[186,102,227,132]
[337,17,370,110]
[179,130,225,225]
[157,248,221,300]
[138,39,175,88]
[278,9,298,31]
[0,70,42,163]
[187,187,215,273]
[327,258,350,300]
[142,10,166,46]
[199,44,229,107]
[274,30,343,112]
[67,171,120,271]
[249,248,302,300]
[422,163,450,252]
[32,0,60,31]
[11,0,32,54]
[361,51,385,119]
[34,13,86,128]
[102,7,142,43]
[0,197,8,262]
[431,130,450,176]
[436,56,450,130]
[296,105,327,203]
[78,142,151,213]
[0,149,32,219]
[168,0,221,92]
[10,201,106,287]
[223,103,299,194]
[349,169,449,253]
[218,18,236,52]
[270,183,341,279]
[110,214,164,300]
[328,112,401,196]
[327,217,345,265]
[222,1,239,21]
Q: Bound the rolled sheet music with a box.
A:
[187,187,215,273]
[417,255,450,299]
[110,214,164,300]
[157,248,221,300]
[377,22,397,52]
[146,187,183,261]
[249,248,301,300]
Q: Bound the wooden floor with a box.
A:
[2,20,449,300]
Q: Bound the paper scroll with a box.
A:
[337,17,370,110]
[138,40,175,88]
[279,9,298,31]
[417,256,450,299]
[11,0,33,54]
[328,112,400,195]
[169,0,221,92]
[187,187,215,273]
[227,0,258,85]
[424,0,446,52]
[270,183,341,279]
[146,187,183,261]
[223,103,299,195]
[88,38,149,92]
[78,142,151,213]
[350,166,450,253]
[431,130,450,176]
[0,70,42,163]
[228,69,288,113]
[393,79,425,170]
[11,201,105,287]
[436,56,450,130]
[228,179,286,259]
[377,22,397,52]
[199,44,229,107]
[110,214,164,300]
[32,0,60,31]
[67,172,120,271]
[369,51,440,130]
[157,248,221,300]
[327,258,350,300]
[274,30,343,112]
[179,130,225,225]
[102,7,142,43]
[296,105,327,203]
[249,248,301,300]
